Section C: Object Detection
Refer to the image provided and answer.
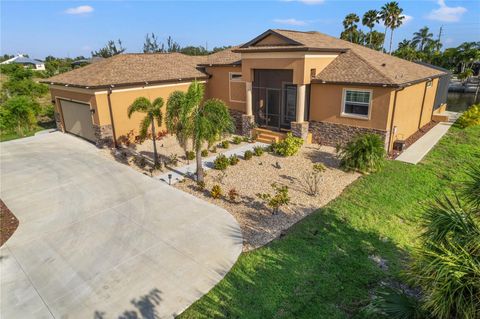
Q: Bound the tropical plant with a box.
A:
[256,183,290,215]
[143,33,164,53]
[367,287,426,319]
[244,150,253,160]
[229,154,239,165]
[221,140,230,149]
[196,180,206,191]
[0,96,40,136]
[272,133,304,157]
[302,163,326,196]
[166,81,234,182]
[210,145,217,153]
[362,10,380,48]
[91,39,126,58]
[213,154,230,170]
[463,163,480,209]
[342,13,360,43]
[337,133,385,173]
[456,104,480,128]
[380,1,405,53]
[407,195,480,319]
[127,96,164,166]
[366,31,385,51]
[186,150,195,161]
[253,146,264,156]
[412,27,434,52]
[168,153,178,166]
[232,136,243,144]
[201,149,209,157]
[210,184,223,199]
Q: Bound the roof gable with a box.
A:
[240,29,303,48]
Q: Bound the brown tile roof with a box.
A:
[236,29,446,86]
[43,53,209,88]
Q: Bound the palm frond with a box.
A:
[127,97,151,118]
[165,91,185,133]
[369,288,424,319]
[463,163,480,209]
[138,116,151,139]
[151,97,164,127]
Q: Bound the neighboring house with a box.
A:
[1,54,45,70]
[43,29,448,151]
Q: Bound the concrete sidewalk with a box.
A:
[396,112,459,164]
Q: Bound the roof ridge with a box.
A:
[347,50,396,84]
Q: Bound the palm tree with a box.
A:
[380,1,405,53]
[412,26,434,51]
[127,96,164,166]
[362,10,380,48]
[342,13,360,43]
[166,81,234,182]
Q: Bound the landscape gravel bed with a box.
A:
[175,144,360,251]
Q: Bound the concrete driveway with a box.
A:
[0,132,242,319]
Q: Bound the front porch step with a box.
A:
[256,136,278,144]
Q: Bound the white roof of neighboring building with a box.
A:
[1,54,44,65]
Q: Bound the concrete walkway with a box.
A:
[156,141,268,185]
[0,132,242,319]
[396,112,460,164]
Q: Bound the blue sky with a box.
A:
[1,0,479,59]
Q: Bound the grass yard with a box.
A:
[0,121,55,142]
[179,125,480,319]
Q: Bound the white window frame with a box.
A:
[229,72,246,103]
[341,88,373,120]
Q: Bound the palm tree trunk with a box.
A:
[369,27,373,48]
[389,28,394,54]
[195,147,204,182]
[150,115,158,166]
[383,26,388,51]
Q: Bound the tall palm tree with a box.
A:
[380,1,404,53]
[362,10,380,48]
[127,96,164,166]
[412,26,434,51]
[166,81,234,182]
[342,13,360,43]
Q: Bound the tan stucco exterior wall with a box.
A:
[50,87,100,128]
[303,55,338,83]
[94,82,194,141]
[204,66,246,112]
[389,79,436,146]
[309,84,393,130]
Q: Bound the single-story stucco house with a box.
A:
[1,54,46,70]
[43,29,449,152]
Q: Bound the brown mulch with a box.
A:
[0,199,19,247]
[390,121,438,158]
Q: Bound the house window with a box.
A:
[229,72,243,81]
[342,89,372,118]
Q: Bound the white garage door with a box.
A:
[60,100,96,142]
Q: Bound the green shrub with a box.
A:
[232,136,243,144]
[186,150,195,161]
[210,146,217,153]
[256,183,290,215]
[272,133,304,157]
[244,150,253,160]
[242,136,250,142]
[337,133,385,173]
[229,154,239,165]
[253,146,264,156]
[201,149,209,157]
[210,184,223,199]
[221,140,230,149]
[407,195,480,319]
[456,104,480,128]
[0,96,40,136]
[463,163,480,208]
[213,154,229,170]
[168,153,178,166]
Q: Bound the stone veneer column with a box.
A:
[241,114,255,137]
[291,121,309,141]
[93,124,114,148]
[291,84,309,141]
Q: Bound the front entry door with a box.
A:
[265,89,281,129]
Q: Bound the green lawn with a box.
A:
[179,125,480,319]
[0,122,55,142]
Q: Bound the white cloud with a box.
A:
[427,0,466,22]
[282,0,325,5]
[402,14,413,24]
[65,5,94,15]
[273,18,307,26]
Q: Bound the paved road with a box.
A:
[0,132,242,319]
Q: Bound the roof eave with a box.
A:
[311,79,400,88]
[43,76,210,90]
[232,47,348,53]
